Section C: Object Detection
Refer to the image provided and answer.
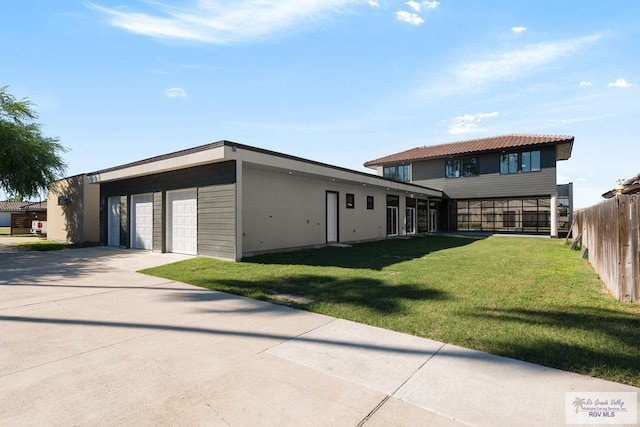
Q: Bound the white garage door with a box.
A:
[108,197,121,247]
[131,193,153,250]
[167,189,197,255]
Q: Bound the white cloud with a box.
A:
[448,112,499,135]
[88,0,364,44]
[453,34,602,89]
[395,10,424,25]
[579,81,593,87]
[511,26,526,33]
[608,78,633,88]
[164,87,188,98]
[368,0,380,6]
[406,1,421,12]
[423,0,439,8]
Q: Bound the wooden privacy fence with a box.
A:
[572,194,639,302]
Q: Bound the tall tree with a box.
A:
[0,86,67,199]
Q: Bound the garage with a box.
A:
[167,189,197,255]
[131,193,153,250]
[107,197,121,247]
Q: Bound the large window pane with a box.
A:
[531,151,540,171]
[522,151,540,172]
[521,151,531,172]
[500,153,518,174]
[482,200,495,231]
[508,153,518,173]
[446,159,461,178]
[398,165,409,182]
[417,200,428,233]
[383,166,393,179]
[456,201,469,231]
[463,157,478,177]
[503,211,516,228]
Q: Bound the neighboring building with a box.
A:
[602,173,640,199]
[0,200,47,234]
[364,134,574,237]
[48,141,443,260]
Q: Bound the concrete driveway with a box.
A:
[1,243,638,426]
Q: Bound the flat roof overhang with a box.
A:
[85,141,444,199]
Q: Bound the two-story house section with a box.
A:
[364,134,574,237]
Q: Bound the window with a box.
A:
[445,159,461,178]
[397,165,409,182]
[367,196,374,210]
[500,153,518,174]
[346,193,355,209]
[462,157,478,177]
[503,210,517,227]
[383,166,396,180]
[383,165,410,182]
[446,157,478,178]
[521,151,540,172]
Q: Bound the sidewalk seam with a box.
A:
[356,341,447,426]
[259,317,338,354]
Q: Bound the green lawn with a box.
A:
[141,235,640,387]
[0,227,10,236]
[12,240,72,251]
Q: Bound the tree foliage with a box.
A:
[0,86,67,198]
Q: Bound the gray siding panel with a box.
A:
[101,161,236,198]
[414,168,557,199]
[198,184,236,259]
[153,192,163,252]
[413,159,445,180]
[413,146,557,181]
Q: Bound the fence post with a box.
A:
[629,195,639,302]
[619,196,631,301]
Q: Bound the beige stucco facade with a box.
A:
[241,165,402,256]
[47,174,100,244]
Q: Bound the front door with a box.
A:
[326,191,338,243]
[387,206,398,236]
[107,197,121,247]
[429,208,437,233]
[406,207,416,234]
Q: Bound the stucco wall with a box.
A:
[241,165,397,255]
[47,175,100,243]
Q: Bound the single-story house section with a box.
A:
[0,200,47,234]
[364,134,575,237]
[48,141,443,260]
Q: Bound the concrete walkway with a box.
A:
[0,244,638,426]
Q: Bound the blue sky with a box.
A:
[2,0,638,208]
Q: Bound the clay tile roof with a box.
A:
[0,200,47,211]
[364,134,574,167]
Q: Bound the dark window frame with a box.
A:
[521,150,541,173]
[446,156,478,178]
[500,153,519,174]
[383,164,410,182]
[346,193,355,209]
[367,195,374,210]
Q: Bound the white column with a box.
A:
[550,193,558,237]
